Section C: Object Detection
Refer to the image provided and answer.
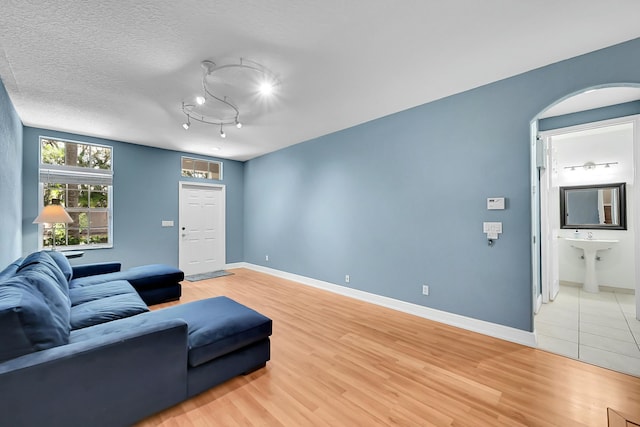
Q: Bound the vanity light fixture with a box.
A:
[564,161,619,171]
[180,58,279,139]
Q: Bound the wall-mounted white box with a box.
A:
[487,197,505,210]
[161,220,174,227]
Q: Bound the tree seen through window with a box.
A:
[40,138,113,248]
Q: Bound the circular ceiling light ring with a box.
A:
[180,57,279,130]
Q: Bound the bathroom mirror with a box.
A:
[559,182,626,230]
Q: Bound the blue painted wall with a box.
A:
[22,127,244,269]
[0,79,23,266]
[244,37,640,332]
[539,100,640,131]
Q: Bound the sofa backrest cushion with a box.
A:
[18,251,70,296]
[46,251,73,282]
[0,275,71,362]
[0,259,22,282]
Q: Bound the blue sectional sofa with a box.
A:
[0,251,272,426]
[71,259,184,305]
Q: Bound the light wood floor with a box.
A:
[138,268,640,426]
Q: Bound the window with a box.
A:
[181,156,222,180]
[39,137,113,249]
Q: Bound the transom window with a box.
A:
[39,137,113,249]
[181,156,222,180]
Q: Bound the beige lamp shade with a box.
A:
[33,199,73,224]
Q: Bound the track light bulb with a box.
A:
[182,121,190,130]
[236,120,242,129]
[259,81,274,96]
[196,96,205,105]
[220,128,226,138]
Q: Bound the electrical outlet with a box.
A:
[422,285,429,295]
[265,255,269,261]
[345,274,350,283]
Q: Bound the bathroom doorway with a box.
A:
[531,86,640,376]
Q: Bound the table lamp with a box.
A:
[33,198,73,251]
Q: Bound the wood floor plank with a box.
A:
[137,268,640,426]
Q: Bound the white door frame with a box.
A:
[633,116,640,320]
[178,181,226,274]
[533,114,640,320]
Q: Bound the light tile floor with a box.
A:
[535,285,640,377]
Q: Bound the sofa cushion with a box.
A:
[70,264,183,291]
[69,280,138,306]
[14,257,72,336]
[70,293,149,330]
[46,251,73,282]
[18,251,69,296]
[149,296,272,367]
[0,258,22,281]
[0,276,70,362]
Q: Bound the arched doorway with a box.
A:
[530,84,640,376]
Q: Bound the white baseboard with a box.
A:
[225,262,247,270]
[226,262,537,347]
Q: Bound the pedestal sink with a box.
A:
[565,238,619,293]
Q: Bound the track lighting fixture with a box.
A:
[180,58,279,137]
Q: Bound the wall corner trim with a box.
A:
[226,262,537,347]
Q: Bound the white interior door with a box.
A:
[539,134,561,303]
[179,182,226,275]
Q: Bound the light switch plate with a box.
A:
[483,222,502,234]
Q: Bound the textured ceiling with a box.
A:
[1,1,640,161]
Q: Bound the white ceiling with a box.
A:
[1,1,640,161]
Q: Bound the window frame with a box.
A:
[181,156,223,181]
[37,136,114,250]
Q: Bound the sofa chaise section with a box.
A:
[70,296,273,398]
[0,251,273,426]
